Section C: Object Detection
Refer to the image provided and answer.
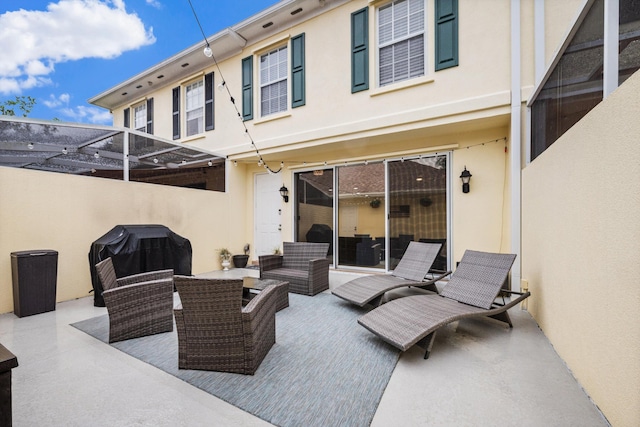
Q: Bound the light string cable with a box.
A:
[187,0,282,174]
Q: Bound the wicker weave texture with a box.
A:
[96,257,175,343]
[440,250,516,309]
[174,276,277,375]
[331,242,443,306]
[332,275,425,307]
[392,242,441,281]
[359,295,487,350]
[102,278,174,343]
[358,250,528,357]
[259,242,330,296]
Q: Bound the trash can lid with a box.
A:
[11,250,58,257]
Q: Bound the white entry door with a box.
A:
[255,173,282,257]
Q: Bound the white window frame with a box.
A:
[259,45,288,117]
[133,102,146,132]
[185,79,204,137]
[377,0,427,87]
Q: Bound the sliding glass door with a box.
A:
[295,169,334,263]
[293,153,450,272]
[387,155,449,272]
[336,162,385,269]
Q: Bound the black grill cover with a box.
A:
[88,225,192,306]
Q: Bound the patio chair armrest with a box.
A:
[259,255,283,274]
[492,291,531,309]
[242,285,278,330]
[103,277,174,314]
[116,269,174,287]
[308,258,330,278]
[423,270,452,284]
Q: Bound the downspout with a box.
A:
[510,0,522,292]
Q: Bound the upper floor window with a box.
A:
[242,33,305,121]
[260,46,288,117]
[172,72,214,140]
[351,0,456,93]
[378,0,425,86]
[185,80,204,136]
[123,98,153,135]
[133,103,147,132]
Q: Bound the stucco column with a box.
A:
[510,0,522,291]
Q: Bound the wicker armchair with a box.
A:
[259,242,330,296]
[95,257,174,343]
[173,276,278,375]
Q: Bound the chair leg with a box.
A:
[417,332,437,359]
[488,311,513,327]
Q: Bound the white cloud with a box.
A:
[43,93,71,108]
[59,105,112,124]
[0,0,155,95]
[146,0,162,9]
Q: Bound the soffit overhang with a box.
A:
[89,0,348,111]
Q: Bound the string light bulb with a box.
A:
[62,147,67,155]
[203,45,213,58]
[218,81,226,91]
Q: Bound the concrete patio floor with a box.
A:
[0,269,609,426]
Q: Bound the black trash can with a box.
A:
[10,250,58,318]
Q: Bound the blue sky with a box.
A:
[0,0,275,123]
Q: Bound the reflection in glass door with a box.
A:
[337,162,385,269]
[387,155,449,272]
[295,169,334,264]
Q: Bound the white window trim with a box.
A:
[184,78,205,137]
[133,102,146,132]
[376,0,428,88]
[259,44,289,118]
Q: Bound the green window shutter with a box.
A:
[204,72,215,131]
[146,98,154,135]
[291,33,306,108]
[351,7,369,93]
[435,0,458,71]
[241,56,253,121]
[123,108,130,128]
[172,87,180,140]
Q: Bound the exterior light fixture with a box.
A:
[279,185,289,203]
[460,167,472,193]
[203,44,213,58]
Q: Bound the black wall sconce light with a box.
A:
[279,184,289,203]
[460,167,472,193]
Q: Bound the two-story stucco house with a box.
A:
[1,0,638,425]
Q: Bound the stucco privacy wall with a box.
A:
[0,164,247,314]
[522,71,640,426]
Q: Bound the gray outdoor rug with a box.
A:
[71,292,400,427]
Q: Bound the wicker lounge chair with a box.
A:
[332,242,449,307]
[95,257,174,343]
[259,242,330,296]
[173,276,279,375]
[357,250,530,359]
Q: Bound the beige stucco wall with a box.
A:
[111,0,518,159]
[522,71,640,427]
[0,164,249,314]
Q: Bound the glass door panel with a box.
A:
[337,163,385,269]
[295,169,334,264]
[387,155,448,272]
